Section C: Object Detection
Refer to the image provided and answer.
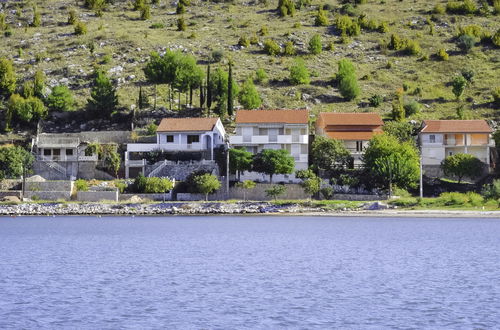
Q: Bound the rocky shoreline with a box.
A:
[1,202,500,217]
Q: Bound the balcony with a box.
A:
[229,135,308,145]
[127,143,206,152]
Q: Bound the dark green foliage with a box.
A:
[403,99,421,117]
[314,8,329,26]
[289,58,310,85]
[238,35,250,47]
[441,153,484,183]
[33,70,45,99]
[283,41,296,56]
[227,62,234,116]
[265,184,286,200]
[150,23,165,29]
[238,76,262,109]
[87,69,119,118]
[308,34,322,55]
[254,68,268,84]
[369,94,383,107]
[8,94,47,123]
[391,89,405,121]
[208,67,238,117]
[363,134,420,191]
[252,149,295,183]
[492,86,500,107]
[176,2,186,14]
[100,144,121,177]
[0,145,34,180]
[140,4,151,20]
[277,0,295,17]
[456,34,476,52]
[310,136,352,174]
[47,85,75,112]
[138,86,149,109]
[295,169,321,198]
[193,173,221,200]
[229,147,253,181]
[452,75,467,99]
[337,59,360,100]
[461,68,475,83]
[382,121,415,143]
[0,57,17,97]
[68,9,77,25]
[482,179,500,200]
[177,17,186,31]
[134,173,174,193]
[74,21,87,35]
[388,34,421,56]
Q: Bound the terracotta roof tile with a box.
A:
[318,112,383,127]
[157,117,219,132]
[421,120,492,133]
[235,110,309,124]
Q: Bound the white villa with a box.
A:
[315,112,384,167]
[419,120,495,176]
[125,117,226,178]
[229,109,309,182]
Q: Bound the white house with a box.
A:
[229,109,309,182]
[419,120,495,176]
[315,112,384,167]
[125,117,226,178]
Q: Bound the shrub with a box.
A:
[436,48,449,61]
[482,179,500,200]
[177,17,186,31]
[467,192,484,206]
[263,39,281,56]
[134,174,174,193]
[334,15,361,37]
[114,180,127,194]
[388,34,421,55]
[283,41,296,56]
[277,0,295,17]
[210,50,224,62]
[457,34,476,53]
[452,75,467,99]
[176,2,185,14]
[461,68,475,83]
[254,68,268,84]
[47,85,75,112]
[68,9,77,25]
[289,58,310,85]
[259,25,269,36]
[441,153,484,183]
[437,192,469,206]
[238,35,250,47]
[339,74,360,100]
[320,186,333,200]
[140,4,151,20]
[238,77,262,109]
[308,34,322,55]
[403,99,421,116]
[369,94,383,107]
[74,21,87,35]
[32,7,41,27]
[493,29,500,47]
[493,87,500,106]
[314,8,329,26]
[389,197,418,207]
[446,0,477,14]
[433,3,446,14]
[265,184,286,200]
[75,179,89,192]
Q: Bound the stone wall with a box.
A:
[40,131,132,144]
[332,194,387,201]
[24,191,71,201]
[0,191,22,199]
[26,181,73,192]
[119,193,173,201]
[176,192,225,201]
[147,162,219,181]
[230,183,309,200]
[77,190,118,202]
[0,180,21,191]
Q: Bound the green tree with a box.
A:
[252,149,295,183]
[177,17,186,31]
[47,85,75,112]
[0,145,34,180]
[391,89,405,121]
[296,169,321,199]
[238,77,262,109]
[194,173,221,201]
[310,136,352,174]
[87,69,118,118]
[265,184,286,200]
[230,147,253,181]
[457,34,476,53]
[337,59,359,100]
[441,153,484,183]
[208,67,238,117]
[362,133,420,191]
[308,34,322,55]
[235,180,256,201]
[100,144,121,177]
[33,70,45,99]
[8,94,47,123]
[283,41,296,56]
[382,121,415,143]
[314,7,329,26]
[277,0,295,17]
[227,61,234,116]
[289,58,310,85]
[452,76,467,99]
[254,68,268,84]
[0,58,17,97]
[263,39,281,56]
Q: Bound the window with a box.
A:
[356,141,363,152]
[429,135,436,143]
[187,135,199,144]
[166,135,174,143]
[66,149,73,156]
[44,149,51,156]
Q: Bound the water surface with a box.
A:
[0,216,499,329]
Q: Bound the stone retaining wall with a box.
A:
[119,193,173,201]
[77,190,118,202]
[0,191,22,199]
[24,191,71,201]
[333,194,387,201]
[26,180,73,192]
[230,183,309,201]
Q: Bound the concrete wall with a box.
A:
[0,191,22,199]
[333,193,387,201]
[0,180,21,191]
[119,193,173,201]
[230,183,309,200]
[176,192,225,201]
[40,131,132,144]
[24,191,71,201]
[77,190,118,202]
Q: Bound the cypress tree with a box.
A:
[227,61,233,116]
[199,83,205,109]
[206,64,212,112]
[87,69,118,118]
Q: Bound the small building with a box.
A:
[125,117,226,178]
[419,120,495,177]
[229,109,309,182]
[315,112,384,167]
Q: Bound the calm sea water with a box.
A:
[0,216,499,329]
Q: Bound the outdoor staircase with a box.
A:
[148,160,169,177]
[44,161,67,177]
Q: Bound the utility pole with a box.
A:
[226,141,230,200]
[419,153,423,198]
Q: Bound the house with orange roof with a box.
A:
[419,120,495,176]
[125,117,226,178]
[229,109,309,182]
[315,112,384,167]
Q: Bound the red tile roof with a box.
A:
[326,131,382,141]
[318,112,383,127]
[421,120,492,133]
[235,110,309,124]
[157,117,219,132]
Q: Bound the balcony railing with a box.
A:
[230,135,308,145]
[127,143,206,152]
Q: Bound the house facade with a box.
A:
[419,120,495,176]
[315,112,383,167]
[229,109,309,182]
[125,117,226,178]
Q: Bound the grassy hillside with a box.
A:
[0,0,499,129]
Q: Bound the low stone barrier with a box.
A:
[0,191,22,199]
[119,193,173,201]
[176,193,225,201]
[26,180,73,192]
[332,194,387,201]
[77,190,118,202]
[24,191,71,201]
[230,183,309,201]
